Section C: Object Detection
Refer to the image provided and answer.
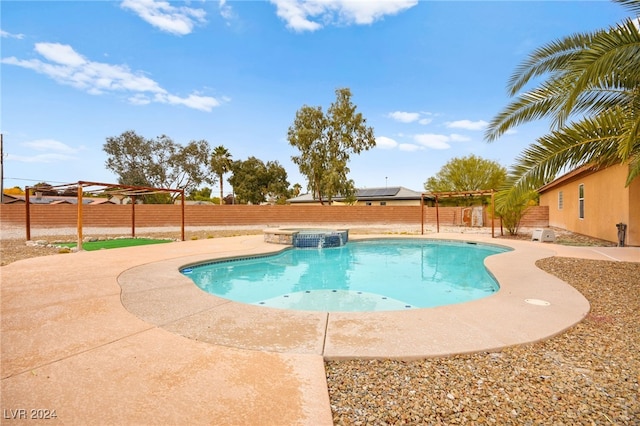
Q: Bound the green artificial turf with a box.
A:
[57,238,172,251]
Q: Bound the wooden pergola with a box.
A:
[25,181,185,250]
[421,189,497,238]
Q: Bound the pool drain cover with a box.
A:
[525,298,551,306]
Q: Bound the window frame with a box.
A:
[578,184,585,219]
[558,190,563,210]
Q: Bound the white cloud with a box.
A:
[388,111,420,123]
[412,131,474,149]
[414,134,450,150]
[120,0,207,36]
[398,143,422,152]
[388,110,433,125]
[219,0,234,21]
[9,153,79,163]
[128,94,152,105]
[375,136,399,149]
[12,139,82,163]
[269,0,417,32]
[36,42,86,67]
[1,30,25,39]
[449,133,471,142]
[269,0,323,32]
[344,0,418,24]
[445,119,488,131]
[22,139,81,154]
[155,92,222,110]
[2,42,224,112]
[376,136,424,152]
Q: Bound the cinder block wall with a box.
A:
[0,204,548,230]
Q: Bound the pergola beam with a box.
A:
[25,181,185,246]
[421,189,496,238]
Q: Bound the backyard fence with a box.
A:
[1,203,549,235]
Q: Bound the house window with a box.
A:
[578,184,584,219]
[558,191,563,210]
[380,201,386,206]
[365,202,372,206]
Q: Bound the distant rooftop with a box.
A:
[288,186,428,203]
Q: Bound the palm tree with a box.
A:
[210,145,233,204]
[292,183,302,197]
[485,0,640,207]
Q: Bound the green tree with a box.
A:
[496,189,539,236]
[104,130,213,202]
[210,145,233,204]
[485,0,640,206]
[4,186,24,195]
[266,161,291,204]
[228,157,290,204]
[31,182,57,196]
[424,155,507,193]
[188,187,213,202]
[288,88,376,204]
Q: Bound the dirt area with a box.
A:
[0,228,260,266]
[0,225,617,267]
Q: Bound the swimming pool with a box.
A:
[182,239,510,312]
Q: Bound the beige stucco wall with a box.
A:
[539,164,638,246]
[628,173,640,246]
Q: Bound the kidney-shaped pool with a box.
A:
[181,239,511,312]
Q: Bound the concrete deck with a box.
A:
[2,234,638,424]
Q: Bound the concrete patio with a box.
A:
[1,233,638,424]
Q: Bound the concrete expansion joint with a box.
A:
[3,325,158,380]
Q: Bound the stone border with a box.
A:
[263,227,298,244]
[263,227,350,246]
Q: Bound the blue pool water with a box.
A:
[181,239,510,312]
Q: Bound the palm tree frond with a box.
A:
[497,110,636,208]
[488,17,640,142]
[561,19,640,122]
[486,82,575,141]
[614,0,640,16]
[627,155,640,184]
[507,33,593,96]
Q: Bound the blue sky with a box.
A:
[1,0,632,196]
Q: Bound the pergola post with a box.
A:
[180,189,185,241]
[131,195,136,238]
[420,194,424,235]
[77,185,83,251]
[491,190,495,238]
[25,186,31,240]
[435,195,440,233]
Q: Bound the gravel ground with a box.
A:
[2,225,637,424]
[327,257,639,425]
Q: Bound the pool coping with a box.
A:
[118,233,593,360]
